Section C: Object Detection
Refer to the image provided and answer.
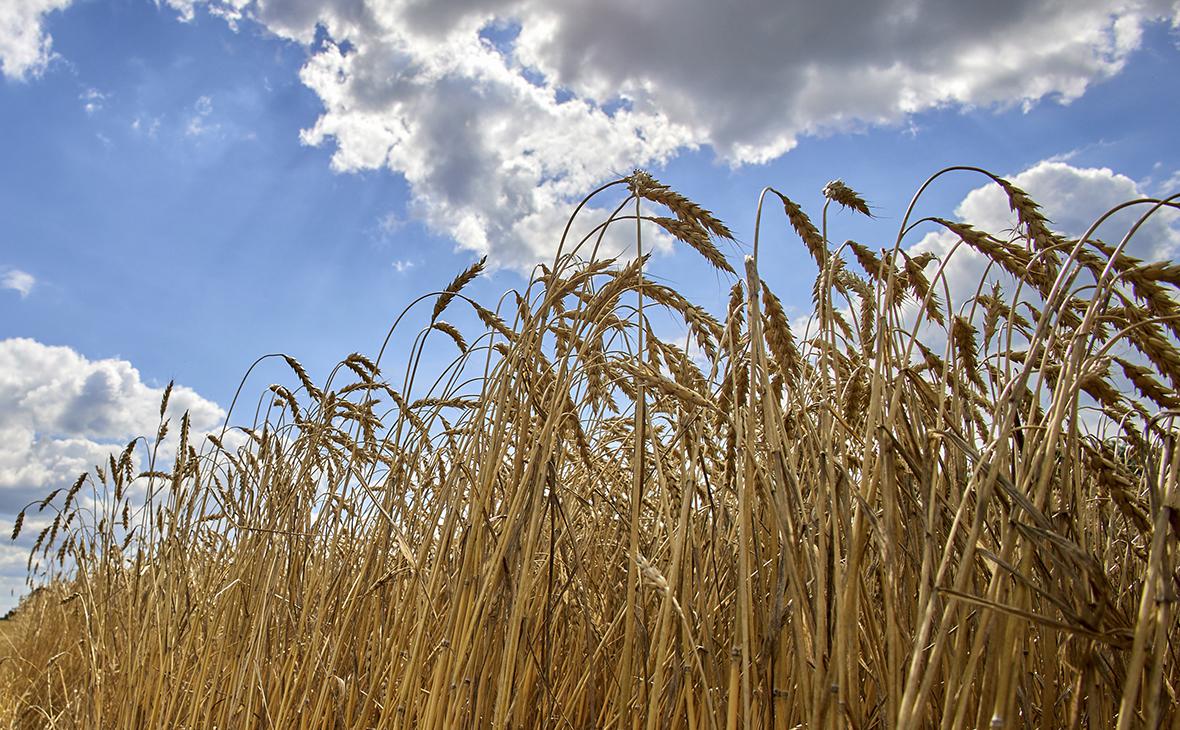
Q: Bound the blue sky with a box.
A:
[1,0,1178,611]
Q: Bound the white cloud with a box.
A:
[131,115,162,138]
[392,259,415,273]
[886,160,1180,440]
[377,212,405,236]
[80,87,106,114]
[185,94,219,137]
[293,30,691,267]
[207,0,1178,267]
[0,338,226,514]
[0,542,34,615]
[1,268,35,298]
[908,160,1180,317]
[1158,168,1180,197]
[0,0,72,80]
[12,0,1180,266]
[790,161,1180,362]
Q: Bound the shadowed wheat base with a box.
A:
[3,169,1179,728]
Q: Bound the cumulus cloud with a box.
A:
[908,160,1180,315]
[0,338,228,612]
[290,31,690,267]
[0,0,73,80]
[1,268,35,298]
[881,160,1180,439]
[0,338,226,514]
[789,161,1180,359]
[13,0,1180,264]
[151,0,1175,267]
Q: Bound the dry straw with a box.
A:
[2,169,1179,729]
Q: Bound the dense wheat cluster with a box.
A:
[2,169,1179,728]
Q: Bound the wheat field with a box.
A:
[2,169,1178,728]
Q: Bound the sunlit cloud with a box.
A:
[80,87,106,114]
[0,338,226,514]
[1,268,35,298]
[0,0,72,80]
